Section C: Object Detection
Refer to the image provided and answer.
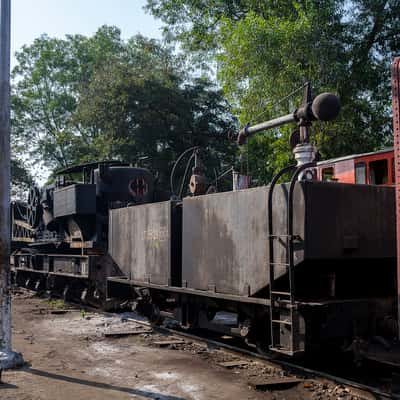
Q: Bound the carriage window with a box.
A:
[369,159,388,184]
[355,162,366,184]
[392,158,395,183]
[322,167,334,181]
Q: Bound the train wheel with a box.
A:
[206,308,216,321]
[255,340,271,356]
[137,302,164,326]
[149,304,164,326]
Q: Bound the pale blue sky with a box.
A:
[11,0,163,66]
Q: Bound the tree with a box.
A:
[146,0,400,181]
[74,48,237,189]
[10,159,34,199]
[12,26,124,171]
[12,26,237,190]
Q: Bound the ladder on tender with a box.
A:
[267,163,314,356]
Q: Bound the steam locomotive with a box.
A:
[11,90,399,365]
[12,161,156,306]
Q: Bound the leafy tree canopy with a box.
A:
[146,0,400,183]
[11,158,34,198]
[12,26,237,190]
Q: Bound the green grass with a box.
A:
[46,299,65,310]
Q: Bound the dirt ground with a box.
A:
[0,291,369,400]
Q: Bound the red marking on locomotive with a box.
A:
[128,178,148,198]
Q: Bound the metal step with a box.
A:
[269,262,289,267]
[271,291,291,296]
[269,234,292,238]
[269,347,304,356]
[271,319,292,325]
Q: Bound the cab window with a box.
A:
[322,167,335,181]
[369,159,388,184]
[392,158,395,183]
[355,162,366,184]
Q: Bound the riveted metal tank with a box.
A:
[109,200,182,286]
[181,181,395,297]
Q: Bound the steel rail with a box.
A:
[152,325,398,399]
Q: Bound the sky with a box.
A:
[11,0,164,183]
[11,0,163,67]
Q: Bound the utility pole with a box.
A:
[0,0,23,372]
[392,57,400,340]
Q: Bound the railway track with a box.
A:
[155,328,398,399]
[72,300,399,400]
[11,285,397,398]
[151,326,399,399]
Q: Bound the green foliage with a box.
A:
[75,60,236,187]
[11,158,34,198]
[12,26,125,170]
[12,26,237,188]
[147,0,400,181]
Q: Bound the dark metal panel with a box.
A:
[53,257,82,275]
[182,182,395,297]
[94,166,154,204]
[183,188,267,296]
[54,184,96,217]
[182,186,304,296]
[305,182,396,259]
[109,201,181,286]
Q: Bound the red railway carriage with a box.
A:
[316,147,395,185]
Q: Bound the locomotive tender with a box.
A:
[11,87,399,362]
[108,176,396,356]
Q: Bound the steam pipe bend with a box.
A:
[170,146,200,197]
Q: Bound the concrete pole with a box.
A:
[0,0,23,371]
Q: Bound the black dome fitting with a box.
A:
[311,92,341,122]
[294,93,341,123]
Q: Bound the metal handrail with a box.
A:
[267,162,316,353]
[287,162,316,303]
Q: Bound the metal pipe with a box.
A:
[216,166,233,181]
[244,113,295,135]
[170,146,199,197]
[237,92,340,145]
[238,113,295,144]
[0,0,23,371]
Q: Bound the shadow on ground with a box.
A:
[22,367,188,400]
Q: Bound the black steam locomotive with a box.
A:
[12,160,155,306]
[11,90,399,364]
